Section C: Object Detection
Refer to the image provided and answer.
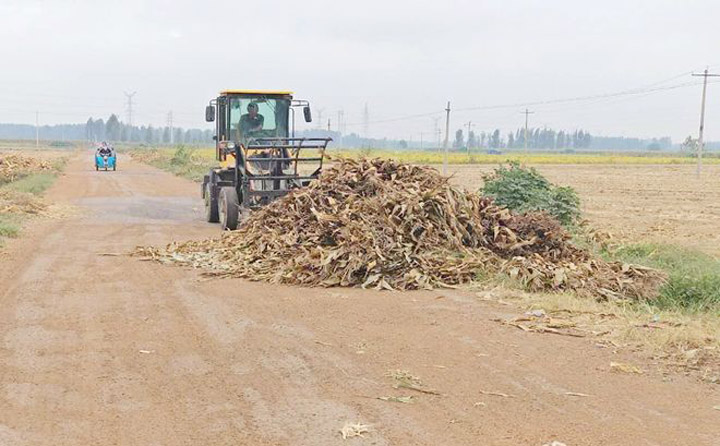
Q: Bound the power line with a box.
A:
[456,79,713,113]
[340,76,718,130]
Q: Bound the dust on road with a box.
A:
[0,153,717,445]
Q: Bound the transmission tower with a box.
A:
[124,91,136,126]
[167,111,174,144]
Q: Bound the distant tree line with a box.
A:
[452,127,594,150]
[587,136,672,151]
[0,123,86,140]
[85,114,212,144]
[0,115,213,144]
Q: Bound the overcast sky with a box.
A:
[1,0,719,141]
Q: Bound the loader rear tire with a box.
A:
[219,187,239,231]
[205,183,219,223]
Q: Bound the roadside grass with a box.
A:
[0,214,21,238]
[130,147,213,181]
[0,166,64,246]
[5,172,58,195]
[482,240,720,379]
[486,285,720,381]
[609,243,720,313]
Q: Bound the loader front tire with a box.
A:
[219,187,239,231]
[205,183,219,223]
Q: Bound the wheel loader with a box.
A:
[202,90,331,230]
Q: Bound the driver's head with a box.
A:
[247,102,258,117]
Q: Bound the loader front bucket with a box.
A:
[237,137,332,208]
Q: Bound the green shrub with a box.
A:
[481,161,581,225]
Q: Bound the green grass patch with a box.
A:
[131,146,214,182]
[5,173,57,195]
[610,243,720,312]
[0,169,63,245]
[0,214,21,238]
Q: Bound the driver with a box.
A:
[239,102,264,136]
[98,143,112,156]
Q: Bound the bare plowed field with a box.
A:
[445,163,720,255]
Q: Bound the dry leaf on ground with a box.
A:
[610,361,645,375]
[340,422,370,439]
[377,396,414,403]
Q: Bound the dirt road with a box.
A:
[0,153,718,446]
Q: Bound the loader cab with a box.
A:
[202,89,329,231]
[205,90,312,162]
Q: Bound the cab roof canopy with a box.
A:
[220,89,293,96]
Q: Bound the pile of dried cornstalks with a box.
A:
[0,190,47,215]
[0,153,52,184]
[137,158,664,299]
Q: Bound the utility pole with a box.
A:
[124,91,136,127]
[692,68,720,175]
[522,108,534,154]
[443,101,451,175]
[35,111,39,148]
[419,132,424,151]
[327,118,331,132]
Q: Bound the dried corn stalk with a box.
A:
[0,154,52,184]
[136,158,665,299]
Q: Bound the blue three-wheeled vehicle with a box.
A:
[95,143,117,171]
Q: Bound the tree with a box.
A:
[105,114,121,141]
[162,126,171,144]
[490,129,501,149]
[681,135,699,157]
[507,132,515,148]
[144,125,154,144]
[467,131,477,149]
[119,124,128,142]
[85,118,94,141]
[453,129,464,150]
[174,128,183,144]
[93,118,106,141]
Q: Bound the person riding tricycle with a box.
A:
[95,142,117,171]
